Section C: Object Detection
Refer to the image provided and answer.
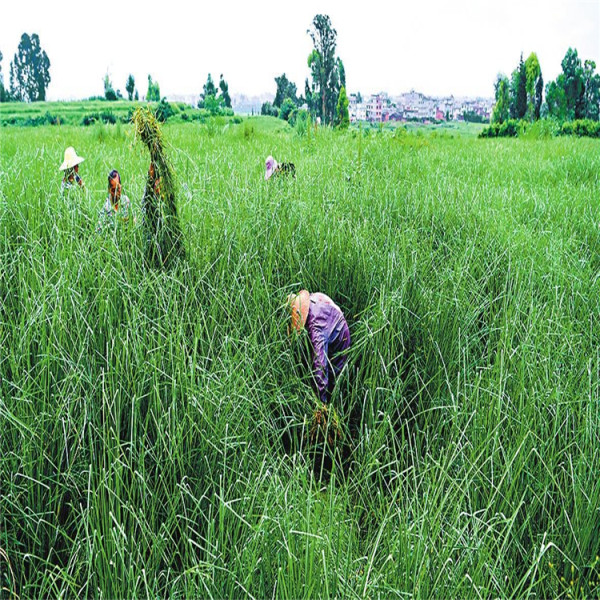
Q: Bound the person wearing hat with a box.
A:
[288,290,351,404]
[96,169,133,233]
[265,155,296,180]
[59,146,85,192]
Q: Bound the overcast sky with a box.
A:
[1,0,598,101]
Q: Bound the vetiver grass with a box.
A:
[1,119,599,598]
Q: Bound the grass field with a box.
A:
[0,99,214,127]
[1,117,599,598]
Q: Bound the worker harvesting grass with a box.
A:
[288,290,350,446]
[132,107,185,268]
[96,169,133,233]
[265,155,296,180]
[59,146,85,192]
[288,290,351,404]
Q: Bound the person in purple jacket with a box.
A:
[288,289,351,404]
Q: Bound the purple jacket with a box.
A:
[305,293,351,403]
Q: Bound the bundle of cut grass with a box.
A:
[132,107,185,267]
[309,402,343,448]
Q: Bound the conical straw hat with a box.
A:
[288,289,310,332]
[59,147,85,171]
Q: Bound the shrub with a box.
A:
[294,109,310,136]
[155,99,176,123]
[81,111,117,126]
[522,118,560,140]
[2,112,60,127]
[81,114,97,126]
[261,101,278,117]
[479,119,521,138]
[560,119,600,138]
[243,122,254,139]
[279,98,296,122]
[101,110,117,124]
[482,117,600,139]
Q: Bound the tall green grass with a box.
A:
[1,120,599,598]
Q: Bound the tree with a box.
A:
[534,73,544,120]
[337,57,346,90]
[307,14,344,125]
[304,77,318,116]
[544,48,599,121]
[273,73,298,108]
[261,101,278,116]
[279,97,296,121]
[198,74,225,114]
[198,73,218,109]
[203,94,223,114]
[0,49,7,102]
[126,74,135,101]
[491,74,510,124]
[525,52,542,120]
[104,72,117,100]
[508,68,520,119]
[545,77,567,121]
[218,74,232,108]
[146,75,160,102]
[582,60,600,120]
[199,73,216,104]
[561,48,585,120]
[516,53,528,119]
[9,33,51,102]
[335,85,349,129]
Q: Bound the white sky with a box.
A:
[1,0,598,101]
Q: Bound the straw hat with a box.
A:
[288,289,310,332]
[265,155,278,180]
[59,147,85,171]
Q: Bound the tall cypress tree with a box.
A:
[516,54,528,119]
[534,74,544,120]
[218,74,231,108]
[336,85,349,129]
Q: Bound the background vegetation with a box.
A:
[1,118,599,598]
[0,100,238,127]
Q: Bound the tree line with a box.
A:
[491,48,600,125]
[0,33,50,102]
[261,14,349,129]
[1,33,233,115]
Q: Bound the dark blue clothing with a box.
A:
[305,292,351,403]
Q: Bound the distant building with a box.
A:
[388,110,404,121]
[345,88,493,123]
[366,95,383,121]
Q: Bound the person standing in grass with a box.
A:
[59,146,85,192]
[96,169,132,233]
[288,289,351,404]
